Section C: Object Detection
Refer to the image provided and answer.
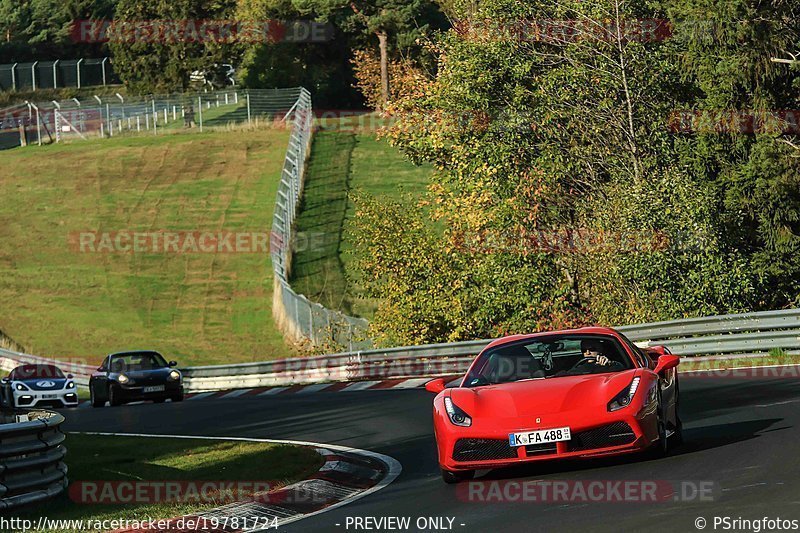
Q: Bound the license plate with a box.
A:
[144,385,165,393]
[509,426,571,447]
[42,394,57,399]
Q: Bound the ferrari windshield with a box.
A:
[463,335,635,387]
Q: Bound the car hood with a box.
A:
[448,370,641,417]
[16,378,69,390]
[114,367,173,384]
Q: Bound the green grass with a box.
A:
[17,434,323,532]
[290,126,433,318]
[0,128,299,366]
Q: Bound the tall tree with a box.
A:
[294,0,445,109]
[110,0,236,92]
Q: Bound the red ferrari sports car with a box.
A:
[426,327,682,483]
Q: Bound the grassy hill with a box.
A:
[290,125,433,319]
[0,128,298,366]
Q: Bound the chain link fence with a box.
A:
[0,87,304,149]
[0,58,117,92]
[271,88,372,352]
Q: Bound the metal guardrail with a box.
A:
[181,308,800,391]
[270,88,372,351]
[0,410,67,510]
[0,308,798,391]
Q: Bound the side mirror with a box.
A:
[67,373,74,379]
[1,377,9,383]
[654,354,680,375]
[648,345,669,357]
[168,361,178,367]
[97,366,104,372]
[425,378,446,394]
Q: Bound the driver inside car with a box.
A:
[579,338,624,370]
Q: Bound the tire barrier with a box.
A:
[0,409,67,510]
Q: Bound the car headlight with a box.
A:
[65,381,75,389]
[168,370,180,381]
[117,374,129,384]
[608,376,640,411]
[444,397,472,427]
[15,383,29,391]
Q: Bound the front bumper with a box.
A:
[115,381,183,400]
[13,389,79,408]
[436,404,659,471]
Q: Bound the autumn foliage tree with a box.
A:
[350,0,800,345]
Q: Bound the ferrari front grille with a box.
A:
[524,443,558,456]
[453,438,518,462]
[568,422,636,451]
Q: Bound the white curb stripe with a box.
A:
[340,381,380,392]
[394,377,432,389]
[295,383,333,394]
[72,432,402,530]
[187,392,216,401]
[259,386,289,396]
[219,388,252,399]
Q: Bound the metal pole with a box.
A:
[76,59,83,88]
[11,63,17,91]
[137,116,141,132]
[198,96,203,132]
[247,93,252,125]
[31,61,38,91]
[35,105,41,146]
[53,60,59,88]
[101,57,108,86]
[152,100,157,134]
[116,93,125,120]
[106,104,112,137]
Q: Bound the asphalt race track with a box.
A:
[63,370,800,532]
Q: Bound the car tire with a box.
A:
[648,389,670,458]
[90,386,104,408]
[172,390,184,402]
[671,378,684,446]
[108,385,123,407]
[441,469,474,484]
